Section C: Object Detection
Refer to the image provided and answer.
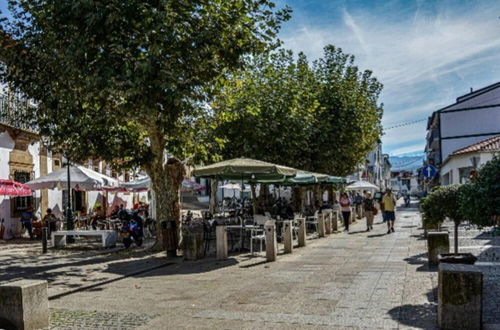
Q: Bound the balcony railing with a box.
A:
[0,92,38,133]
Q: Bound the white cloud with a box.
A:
[280,1,500,156]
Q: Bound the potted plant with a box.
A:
[181,214,206,261]
[420,187,446,232]
[421,185,477,264]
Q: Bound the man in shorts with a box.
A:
[382,189,396,234]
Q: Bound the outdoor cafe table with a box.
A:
[225,224,260,251]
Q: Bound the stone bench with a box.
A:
[0,280,49,330]
[52,230,118,248]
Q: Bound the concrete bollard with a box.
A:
[325,212,332,235]
[438,263,483,330]
[264,221,277,262]
[427,231,449,266]
[0,280,49,330]
[318,213,325,238]
[216,225,228,260]
[332,211,338,232]
[297,217,306,247]
[283,220,293,254]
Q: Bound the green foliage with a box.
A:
[460,156,500,226]
[212,46,383,175]
[420,184,464,229]
[0,0,291,169]
[212,49,317,169]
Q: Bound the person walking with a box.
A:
[382,189,396,234]
[20,207,36,240]
[339,192,352,232]
[363,192,375,231]
[354,193,363,219]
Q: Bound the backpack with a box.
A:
[364,198,374,211]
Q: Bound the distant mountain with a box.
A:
[389,155,424,172]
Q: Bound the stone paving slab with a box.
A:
[4,203,497,329]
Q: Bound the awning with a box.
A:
[193,158,297,181]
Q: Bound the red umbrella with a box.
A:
[0,179,32,197]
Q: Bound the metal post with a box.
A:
[66,161,74,243]
[42,227,48,253]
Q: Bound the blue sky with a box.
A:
[276,0,500,155]
[2,1,500,156]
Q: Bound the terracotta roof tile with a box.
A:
[451,135,500,156]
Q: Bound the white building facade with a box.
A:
[1,82,143,239]
[426,82,500,168]
[440,136,499,185]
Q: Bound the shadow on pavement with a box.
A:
[367,233,387,238]
[388,302,438,329]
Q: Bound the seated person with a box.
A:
[43,208,59,233]
[110,205,120,218]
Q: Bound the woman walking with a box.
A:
[363,192,375,231]
[339,192,352,232]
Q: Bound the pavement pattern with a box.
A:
[2,203,498,329]
[48,205,439,329]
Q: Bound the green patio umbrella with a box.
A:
[258,171,330,186]
[192,157,297,181]
[323,176,347,184]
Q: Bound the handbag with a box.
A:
[373,207,378,216]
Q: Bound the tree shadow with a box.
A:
[367,233,387,238]
[348,230,367,235]
[388,302,438,329]
[403,252,438,272]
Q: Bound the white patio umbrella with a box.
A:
[26,165,119,191]
[345,180,380,191]
[219,183,242,190]
[120,176,150,191]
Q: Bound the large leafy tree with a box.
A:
[0,0,290,248]
[213,49,317,169]
[213,46,383,176]
[310,45,383,175]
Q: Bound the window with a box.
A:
[12,170,33,217]
[459,166,474,184]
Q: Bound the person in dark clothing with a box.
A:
[339,193,352,232]
[20,207,35,240]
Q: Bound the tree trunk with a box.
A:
[145,123,186,253]
[454,221,459,255]
[251,184,257,215]
[209,179,218,214]
[328,186,334,204]
[148,159,185,252]
[300,187,307,213]
[291,186,302,213]
[313,186,322,210]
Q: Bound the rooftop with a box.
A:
[451,135,500,156]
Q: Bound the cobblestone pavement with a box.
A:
[50,309,158,330]
[50,204,440,329]
[446,220,500,327]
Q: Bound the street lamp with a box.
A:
[64,157,74,243]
